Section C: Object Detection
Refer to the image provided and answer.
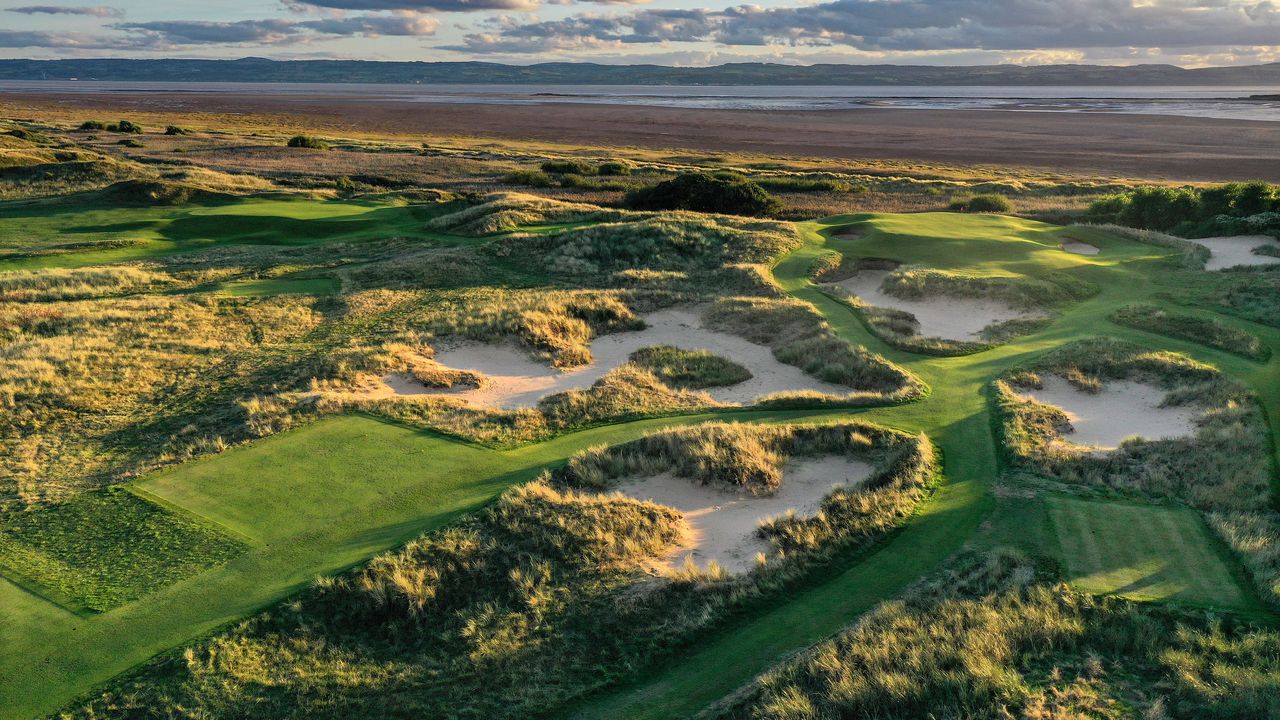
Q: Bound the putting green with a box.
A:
[1048,496,1250,609]
[3,209,1278,720]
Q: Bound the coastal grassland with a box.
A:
[713,550,1280,720]
[59,421,936,720]
[993,338,1280,605]
[1111,303,1268,359]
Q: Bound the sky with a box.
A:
[2,0,1280,67]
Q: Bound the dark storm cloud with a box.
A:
[454,0,1280,54]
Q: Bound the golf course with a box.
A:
[3,117,1280,719]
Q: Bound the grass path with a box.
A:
[4,211,1280,719]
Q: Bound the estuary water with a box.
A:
[2,80,1279,121]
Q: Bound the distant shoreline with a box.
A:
[4,88,1280,182]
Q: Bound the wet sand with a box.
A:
[4,90,1280,181]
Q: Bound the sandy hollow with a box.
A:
[1020,375,1199,451]
[613,456,875,573]
[1060,240,1100,255]
[830,269,1043,341]
[366,306,853,409]
[1193,235,1280,271]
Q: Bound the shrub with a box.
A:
[117,138,144,148]
[286,135,329,150]
[1087,181,1280,233]
[949,193,1013,213]
[106,120,142,134]
[502,169,553,188]
[755,176,864,194]
[596,160,632,176]
[78,120,106,131]
[163,125,191,136]
[626,172,780,217]
[541,159,595,175]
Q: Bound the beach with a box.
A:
[3,88,1280,180]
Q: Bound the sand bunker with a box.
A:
[614,456,874,573]
[1020,376,1199,450]
[830,269,1041,341]
[374,307,852,408]
[1060,240,1100,255]
[1195,235,1280,271]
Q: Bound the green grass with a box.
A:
[0,489,246,614]
[1047,495,1250,609]
[213,276,339,297]
[7,207,1280,719]
[0,195,445,271]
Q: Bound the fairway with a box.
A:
[1048,496,1250,609]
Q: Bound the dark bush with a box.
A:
[117,138,144,148]
[541,159,596,175]
[596,161,632,176]
[1088,181,1280,233]
[948,194,1013,213]
[625,172,780,217]
[502,169,553,188]
[78,120,106,131]
[286,135,329,150]
[107,120,142,134]
[164,125,191,136]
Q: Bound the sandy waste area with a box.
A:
[1020,375,1199,450]
[613,456,875,573]
[363,307,852,408]
[829,269,1042,341]
[1195,235,1280,271]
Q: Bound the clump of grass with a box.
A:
[596,160,631,176]
[948,193,1013,213]
[117,138,144,148]
[628,345,751,388]
[0,266,169,302]
[502,169,553,188]
[286,135,329,150]
[5,128,52,144]
[541,159,596,175]
[1111,304,1268,360]
[755,176,865,194]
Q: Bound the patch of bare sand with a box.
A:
[1195,235,1280,271]
[368,307,852,408]
[1020,375,1199,450]
[1060,240,1100,255]
[830,269,1042,341]
[614,456,875,573]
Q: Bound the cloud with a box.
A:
[113,14,440,47]
[6,5,123,18]
[0,29,144,49]
[289,0,540,12]
[453,0,1280,54]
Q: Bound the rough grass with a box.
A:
[628,345,752,389]
[426,192,626,236]
[715,550,1280,720]
[1111,304,1268,360]
[0,488,246,612]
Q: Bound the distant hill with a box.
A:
[4,58,1280,86]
